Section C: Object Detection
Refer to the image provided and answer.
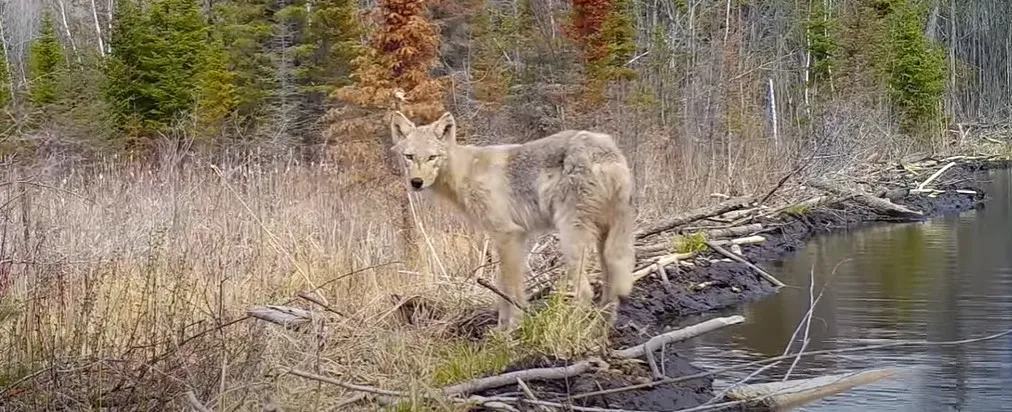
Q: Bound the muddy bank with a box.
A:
[474,159,1007,411]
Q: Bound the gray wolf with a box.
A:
[389,111,637,330]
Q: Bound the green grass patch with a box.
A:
[782,203,813,217]
[430,293,608,387]
[673,232,708,254]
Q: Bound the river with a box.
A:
[681,167,1012,411]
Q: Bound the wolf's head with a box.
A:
[389,111,457,191]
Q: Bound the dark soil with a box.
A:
[471,160,1008,411]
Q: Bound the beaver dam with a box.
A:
[245,157,1012,412]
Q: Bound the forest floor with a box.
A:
[465,158,1012,411]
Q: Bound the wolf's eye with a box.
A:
[405,154,414,160]
[428,155,437,161]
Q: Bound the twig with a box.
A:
[782,265,816,380]
[703,240,786,288]
[297,291,346,317]
[515,378,551,412]
[477,278,526,312]
[566,326,1012,401]
[185,390,214,412]
[701,259,846,406]
[287,369,408,397]
[758,150,818,206]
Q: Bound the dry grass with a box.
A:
[0,105,995,410]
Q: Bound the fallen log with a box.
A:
[725,367,908,410]
[248,305,319,332]
[702,224,763,239]
[806,179,923,218]
[635,197,753,240]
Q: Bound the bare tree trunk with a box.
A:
[925,0,940,41]
[53,0,80,63]
[0,9,16,104]
[90,0,106,57]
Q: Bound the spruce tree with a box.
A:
[28,12,66,107]
[194,35,239,142]
[104,0,213,143]
[211,0,277,125]
[296,0,360,94]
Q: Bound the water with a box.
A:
[683,167,1012,411]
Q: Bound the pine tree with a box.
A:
[104,0,213,144]
[28,12,66,108]
[295,0,360,95]
[212,0,277,126]
[194,35,239,143]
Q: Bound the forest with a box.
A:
[0,0,1010,410]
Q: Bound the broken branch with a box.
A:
[914,161,957,192]
[704,241,786,288]
[442,359,601,396]
[635,197,753,239]
[612,315,745,359]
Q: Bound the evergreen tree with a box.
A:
[28,12,66,107]
[212,0,277,125]
[194,35,239,142]
[566,0,636,88]
[104,0,213,143]
[296,0,361,94]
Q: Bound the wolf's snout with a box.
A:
[410,178,424,189]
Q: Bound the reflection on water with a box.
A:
[681,168,1012,411]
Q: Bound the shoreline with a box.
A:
[478,158,1009,411]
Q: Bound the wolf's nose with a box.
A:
[410,178,423,189]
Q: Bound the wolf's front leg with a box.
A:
[492,232,527,330]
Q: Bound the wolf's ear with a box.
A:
[390,111,415,142]
[433,112,456,145]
